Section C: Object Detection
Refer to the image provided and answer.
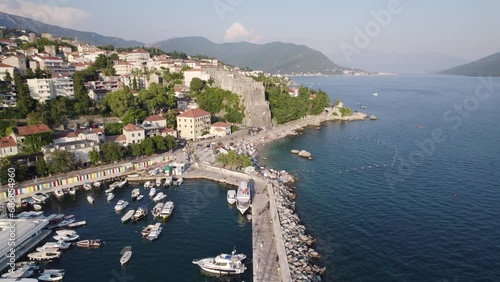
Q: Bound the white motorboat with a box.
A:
[151,202,164,218]
[68,187,77,195]
[192,249,247,275]
[104,186,115,193]
[174,178,183,186]
[160,201,174,219]
[107,193,115,201]
[114,200,129,211]
[68,220,86,228]
[33,204,42,211]
[32,193,49,203]
[153,192,166,202]
[36,241,71,251]
[57,215,75,228]
[120,246,132,265]
[227,190,236,205]
[141,224,155,237]
[37,269,65,282]
[83,183,92,191]
[121,209,135,223]
[93,181,101,188]
[156,178,162,186]
[236,181,251,215]
[164,176,173,187]
[144,181,151,188]
[87,195,94,204]
[27,251,61,261]
[131,206,147,221]
[54,189,64,199]
[53,230,79,242]
[137,194,144,201]
[131,188,140,200]
[116,180,127,188]
[246,214,252,221]
[147,223,163,241]
[149,187,156,197]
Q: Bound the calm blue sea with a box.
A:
[260,75,500,281]
[39,180,253,282]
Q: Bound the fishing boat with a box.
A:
[160,201,174,219]
[144,181,151,188]
[121,209,135,223]
[54,189,64,199]
[37,269,65,282]
[227,190,236,205]
[153,192,166,202]
[76,239,102,248]
[147,223,163,241]
[83,183,92,191]
[116,179,127,188]
[68,220,86,228]
[137,194,144,201]
[114,200,129,211]
[27,251,61,261]
[174,177,183,186]
[53,230,79,242]
[120,246,132,265]
[87,195,94,204]
[131,188,140,200]
[93,181,101,188]
[149,187,156,197]
[68,187,77,195]
[151,202,164,218]
[236,181,251,215]
[192,249,247,275]
[156,178,162,187]
[131,206,147,221]
[141,225,155,237]
[107,192,115,201]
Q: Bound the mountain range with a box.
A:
[440,51,500,77]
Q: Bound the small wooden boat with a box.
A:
[28,251,61,261]
[76,239,102,248]
[120,246,132,265]
[54,189,65,199]
[68,220,87,228]
[69,187,77,195]
[87,195,94,204]
[121,209,134,223]
[83,183,92,191]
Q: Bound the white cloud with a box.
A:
[224,22,264,43]
[0,0,92,28]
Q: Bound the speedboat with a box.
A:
[114,200,129,211]
[121,209,135,223]
[236,181,251,215]
[147,223,163,241]
[76,239,102,248]
[53,230,79,242]
[151,202,164,218]
[144,181,151,188]
[107,193,115,201]
[227,190,236,205]
[67,220,86,228]
[116,179,127,188]
[27,251,61,261]
[141,225,155,237]
[104,186,115,193]
[32,193,49,203]
[68,187,77,195]
[131,188,140,200]
[93,181,101,188]
[149,187,156,197]
[153,192,166,202]
[131,207,147,221]
[160,201,174,219]
[37,269,65,282]
[164,176,173,187]
[87,195,94,204]
[54,189,64,199]
[192,249,247,275]
[120,246,132,265]
[156,178,162,187]
[83,183,92,191]
[174,178,183,186]
[137,194,144,201]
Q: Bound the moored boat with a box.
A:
[192,249,246,275]
[27,251,61,261]
[53,230,79,242]
[68,187,77,195]
[164,176,173,187]
[137,194,144,201]
[160,201,174,219]
[131,206,147,221]
[32,193,49,203]
[131,188,140,200]
[54,189,64,199]
[151,202,164,218]
[107,192,115,201]
[68,220,86,228]
[153,192,166,202]
[36,241,71,251]
[1,263,39,278]
[120,246,132,265]
[174,177,183,186]
[87,195,94,204]
[76,239,102,248]
[37,269,65,282]
[83,183,92,191]
[147,223,163,241]
[114,200,129,211]
[143,181,151,188]
[227,190,236,205]
[93,181,101,188]
[116,179,127,188]
[33,204,42,211]
[57,215,75,228]
[236,181,251,215]
[121,209,135,223]
[104,186,115,193]
[156,178,162,187]
[149,187,156,197]
[141,224,155,237]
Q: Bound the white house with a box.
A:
[0,136,18,158]
[114,62,134,75]
[0,63,14,81]
[210,122,232,137]
[2,55,27,74]
[27,77,74,102]
[122,123,145,146]
[176,108,211,140]
[42,140,100,165]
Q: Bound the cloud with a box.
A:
[0,0,92,28]
[224,22,264,43]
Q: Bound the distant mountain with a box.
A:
[0,11,142,48]
[440,52,500,77]
[149,36,361,75]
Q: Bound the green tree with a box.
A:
[35,158,49,177]
[152,135,167,153]
[129,143,143,157]
[101,88,136,117]
[21,132,53,153]
[140,138,155,156]
[190,77,204,92]
[165,110,177,129]
[3,71,12,82]
[104,123,124,135]
[48,151,75,174]
[101,142,124,163]
[88,149,101,165]
[121,108,147,125]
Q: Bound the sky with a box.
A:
[2,0,500,73]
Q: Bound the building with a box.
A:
[210,122,232,137]
[122,124,145,146]
[31,56,75,75]
[2,55,27,74]
[183,69,210,87]
[0,136,18,157]
[42,139,100,164]
[53,128,105,144]
[143,115,168,128]
[160,128,178,138]
[0,80,16,107]
[10,124,52,148]
[124,49,150,64]
[176,109,211,140]
[27,77,74,102]
[0,63,14,81]
[85,76,120,92]
[44,45,56,56]
[114,62,134,75]
[88,89,110,102]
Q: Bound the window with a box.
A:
[132,133,135,137]
[138,133,141,137]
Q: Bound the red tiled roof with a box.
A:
[160,128,175,133]
[211,122,232,128]
[115,135,127,142]
[16,124,52,136]
[123,124,143,132]
[0,63,14,68]
[145,115,165,122]
[177,109,210,118]
[0,136,17,148]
